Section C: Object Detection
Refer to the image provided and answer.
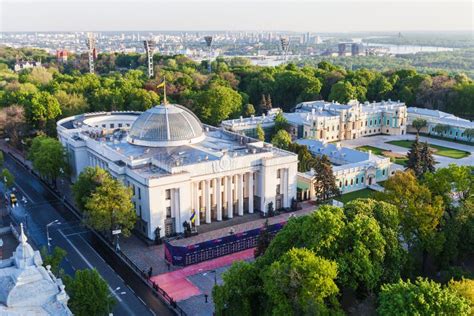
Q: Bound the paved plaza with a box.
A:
[340,134,473,168]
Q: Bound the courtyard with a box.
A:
[340,134,473,169]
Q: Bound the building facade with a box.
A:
[57,104,298,240]
[295,139,391,200]
[0,225,71,315]
[407,107,474,143]
[222,100,407,143]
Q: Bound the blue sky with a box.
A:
[1,0,472,32]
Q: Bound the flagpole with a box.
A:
[163,78,167,105]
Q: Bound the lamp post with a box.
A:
[46,220,61,252]
[108,286,126,314]
[203,269,217,286]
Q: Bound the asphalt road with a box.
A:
[3,153,159,316]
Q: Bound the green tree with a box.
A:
[64,269,116,316]
[423,164,473,207]
[406,137,424,177]
[213,261,264,316]
[263,248,340,315]
[28,136,68,184]
[40,246,67,276]
[312,155,340,202]
[1,168,14,188]
[243,103,255,117]
[54,90,89,117]
[273,71,321,111]
[193,85,242,125]
[273,111,290,132]
[375,171,445,271]
[420,142,436,175]
[254,219,272,258]
[367,75,393,101]
[328,81,357,103]
[433,123,450,136]
[411,118,428,136]
[72,166,111,212]
[343,199,407,285]
[83,176,136,237]
[271,129,292,150]
[0,151,4,167]
[449,278,474,312]
[256,123,265,141]
[378,278,471,316]
[25,91,61,129]
[27,66,53,86]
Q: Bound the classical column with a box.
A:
[259,171,265,213]
[238,174,244,216]
[205,179,211,224]
[283,168,289,208]
[216,177,222,221]
[248,172,254,214]
[173,188,180,233]
[227,175,233,219]
[193,182,200,226]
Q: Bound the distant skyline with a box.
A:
[1,0,473,33]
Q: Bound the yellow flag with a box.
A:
[157,81,165,89]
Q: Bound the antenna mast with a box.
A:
[144,39,156,78]
[86,33,97,74]
[204,36,213,72]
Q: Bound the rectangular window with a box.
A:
[110,123,114,129]
[277,169,281,179]
[276,184,280,195]
[118,123,123,128]
[166,207,171,218]
[138,187,141,200]
[165,189,171,200]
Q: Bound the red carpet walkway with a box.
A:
[150,248,255,302]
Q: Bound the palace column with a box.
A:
[248,172,254,213]
[227,175,233,219]
[283,168,289,208]
[205,179,211,224]
[216,177,222,221]
[238,174,244,216]
[193,182,200,226]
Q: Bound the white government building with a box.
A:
[57,104,298,240]
[0,225,71,315]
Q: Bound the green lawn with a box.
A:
[356,145,408,166]
[386,140,470,159]
[335,188,375,204]
[356,145,385,156]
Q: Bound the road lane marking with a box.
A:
[13,181,36,203]
[57,228,128,306]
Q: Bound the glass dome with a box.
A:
[127,104,205,147]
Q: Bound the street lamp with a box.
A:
[46,220,61,252]
[203,269,217,286]
[108,286,126,314]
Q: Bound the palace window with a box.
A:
[166,207,171,218]
[165,189,171,200]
